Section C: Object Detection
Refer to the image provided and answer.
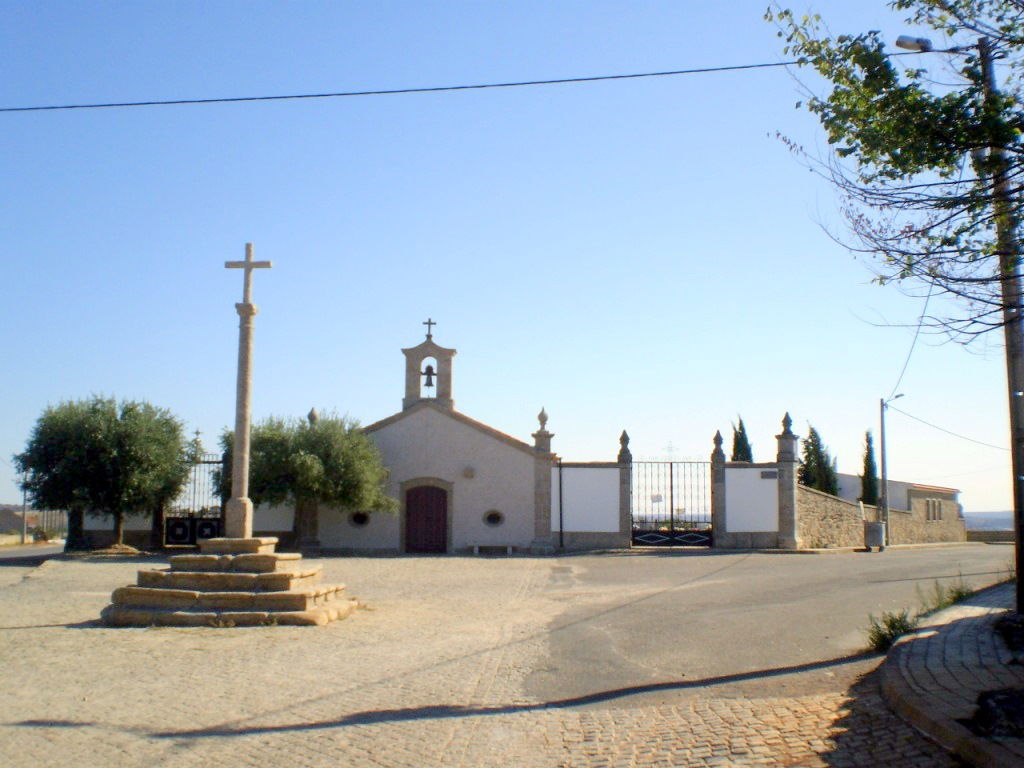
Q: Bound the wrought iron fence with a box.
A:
[19,508,68,540]
[631,461,711,546]
[165,453,225,545]
[168,453,225,518]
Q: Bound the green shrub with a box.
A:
[866,609,918,652]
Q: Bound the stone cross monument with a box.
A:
[224,243,272,538]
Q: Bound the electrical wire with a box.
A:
[887,284,934,401]
[887,404,1009,451]
[0,52,922,114]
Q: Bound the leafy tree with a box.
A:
[766,1,1024,340]
[769,1,1024,609]
[798,425,840,495]
[730,417,754,462]
[14,397,190,549]
[860,431,880,505]
[219,413,396,549]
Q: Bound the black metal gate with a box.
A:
[631,461,712,546]
[165,453,225,545]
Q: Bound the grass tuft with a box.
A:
[866,574,981,653]
[866,609,918,652]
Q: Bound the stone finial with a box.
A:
[532,409,553,454]
[308,407,319,425]
[776,412,799,463]
[617,430,632,463]
[711,430,726,464]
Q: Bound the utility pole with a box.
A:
[879,398,889,546]
[879,394,903,548]
[20,473,28,545]
[980,36,1024,613]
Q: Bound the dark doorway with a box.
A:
[405,485,448,553]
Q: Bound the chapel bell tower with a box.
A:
[402,318,456,411]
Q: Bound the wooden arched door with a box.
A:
[405,485,448,553]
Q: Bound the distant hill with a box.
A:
[0,504,25,533]
[964,511,1013,531]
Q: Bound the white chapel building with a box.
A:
[258,328,631,554]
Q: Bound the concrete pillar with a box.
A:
[776,413,800,549]
[710,430,726,544]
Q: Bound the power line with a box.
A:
[0,60,800,113]
[888,284,934,400]
[888,404,1009,452]
[0,49,929,114]
[0,48,868,116]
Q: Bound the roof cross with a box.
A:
[225,242,272,303]
[423,317,436,340]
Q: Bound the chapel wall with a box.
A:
[356,406,535,552]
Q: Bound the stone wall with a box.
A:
[796,486,865,549]
[886,488,966,544]
[967,529,1013,543]
[711,417,969,551]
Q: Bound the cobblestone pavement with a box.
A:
[0,556,961,767]
[883,581,1024,767]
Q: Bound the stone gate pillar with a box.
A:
[710,430,726,545]
[531,408,556,552]
[776,413,800,549]
[617,430,632,544]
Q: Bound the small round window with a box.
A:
[483,510,504,527]
[349,512,370,527]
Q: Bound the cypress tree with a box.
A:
[860,431,879,505]
[799,425,839,495]
[731,417,754,462]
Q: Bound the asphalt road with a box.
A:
[524,543,1013,705]
[0,542,63,561]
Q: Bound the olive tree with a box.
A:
[15,397,190,549]
[220,413,396,549]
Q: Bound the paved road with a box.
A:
[0,542,63,561]
[0,544,1009,767]
[528,545,1012,705]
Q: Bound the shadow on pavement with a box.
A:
[5,651,879,740]
[820,666,960,767]
[0,620,103,630]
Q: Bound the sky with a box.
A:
[0,1,1013,513]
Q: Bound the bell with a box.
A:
[422,364,435,388]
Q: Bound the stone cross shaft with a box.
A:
[223,242,272,538]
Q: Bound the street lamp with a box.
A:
[895,32,1024,610]
[879,394,904,548]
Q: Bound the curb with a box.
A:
[881,601,1024,767]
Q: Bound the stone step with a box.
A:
[101,599,357,628]
[169,552,303,574]
[197,537,279,555]
[137,566,321,592]
[111,584,347,612]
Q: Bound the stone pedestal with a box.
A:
[101,537,355,627]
